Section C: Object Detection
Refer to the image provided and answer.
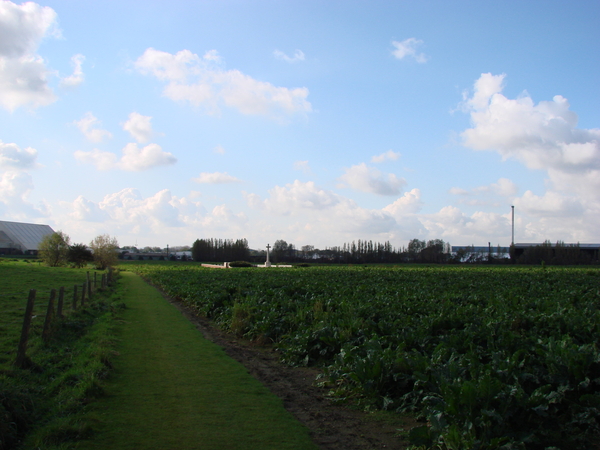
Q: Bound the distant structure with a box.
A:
[512,243,600,260]
[0,220,55,255]
[452,245,510,261]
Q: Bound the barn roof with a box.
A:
[0,220,55,252]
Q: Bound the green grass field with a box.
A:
[0,258,123,449]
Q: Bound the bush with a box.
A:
[228,261,253,268]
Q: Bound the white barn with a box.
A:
[0,220,55,255]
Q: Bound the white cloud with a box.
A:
[450,178,518,199]
[0,1,59,110]
[213,145,226,154]
[458,73,600,242]
[73,148,117,170]
[123,112,157,143]
[371,150,401,163]
[0,170,44,219]
[244,180,424,245]
[383,188,424,216]
[338,163,406,196]
[58,188,252,244]
[134,47,312,120]
[119,143,177,171]
[489,178,518,197]
[420,206,512,245]
[70,195,108,222]
[293,160,312,174]
[513,190,584,217]
[74,143,176,171]
[74,112,113,143]
[461,73,600,175]
[60,53,85,88]
[0,170,32,200]
[0,140,38,170]
[449,187,469,196]
[256,180,340,215]
[193,172,242,184]
[98,188,182,228]
[273,49,305,63]
[391,38,428,63]
[0,1,59,58]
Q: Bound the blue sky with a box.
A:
[1,0,598,250]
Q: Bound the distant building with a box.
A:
[452,245,510,261]
[0,220,55,255]
[512,243,600,260]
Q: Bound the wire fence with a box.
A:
[15,268,115,369]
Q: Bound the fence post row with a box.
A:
[16,270,112,368]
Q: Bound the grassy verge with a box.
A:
[0,259,123,449]
[76,271,318,450]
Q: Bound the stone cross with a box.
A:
[265,244,272,267]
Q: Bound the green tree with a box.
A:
[90,234,119,269]
[39,231,70,267]
[68,243,93,268]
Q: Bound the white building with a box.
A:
[0,220,55,255]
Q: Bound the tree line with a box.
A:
[270,238,453,264]
[38,231,119,269]
[191,238,250,262]
[186,236,597,265]
[511,241,597,265]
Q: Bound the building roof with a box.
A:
[0,220,55,252]
[514,243,600,249]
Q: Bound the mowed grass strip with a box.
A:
[79,272,318,450]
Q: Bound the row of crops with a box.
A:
[130,264,600,449]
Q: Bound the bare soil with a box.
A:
[166,296,417,450]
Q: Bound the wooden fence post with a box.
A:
[94,272,97,290]
[73,284,78,310]
[87,272,92,299]
[15,289,36,368]
[42,289,56,342]
[57,286,65,318]
[81,282,86,306]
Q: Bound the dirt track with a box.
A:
[167,297,415,450]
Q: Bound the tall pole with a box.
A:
[511,205,515,245]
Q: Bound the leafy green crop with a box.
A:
[130,264,600,449]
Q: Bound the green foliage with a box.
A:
[68,243,93,268]
[89,234,119,270]
[39,231,70,267]
[192,238,250,262]
[130,264,600,449]
[229,261,253,267]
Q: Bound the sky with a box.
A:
[1,0,599,251]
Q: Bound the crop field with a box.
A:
[130,264,600,449]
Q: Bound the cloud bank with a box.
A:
[134,48,312,120]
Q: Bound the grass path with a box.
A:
[77,272,318,450]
